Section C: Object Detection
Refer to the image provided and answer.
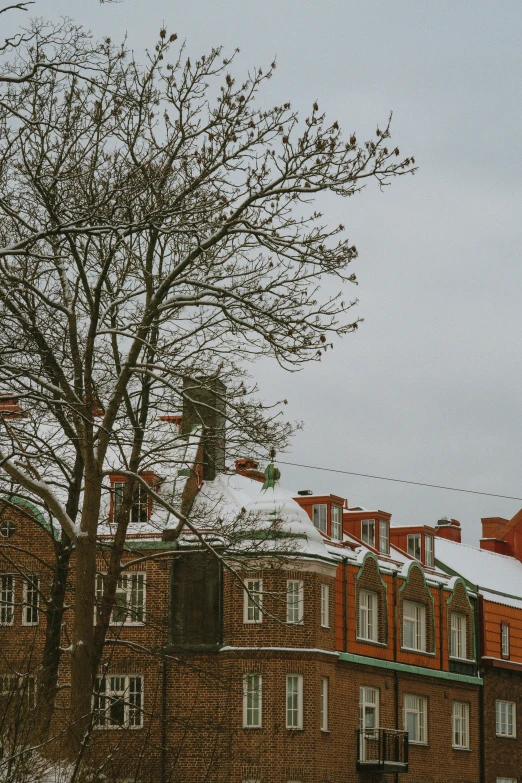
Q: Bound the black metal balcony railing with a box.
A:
[356,728,409,773]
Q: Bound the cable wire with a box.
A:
[276,460,522,502]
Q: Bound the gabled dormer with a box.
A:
[343,509,392,555]
[293,493,347,542]
[390,525,436,568]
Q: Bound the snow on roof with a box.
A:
[190,472,337,564]
[435,536,522,602]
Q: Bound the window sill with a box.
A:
[401,647,435,657]
[243,621,263,625]
[449,656,475,664]
[356,638,387,648]
[243,726,263,731]
[495,734,517,739]
[408,741,429,746]
[286,727,304,732]
[320,729,331,734]
[452,746,472,751]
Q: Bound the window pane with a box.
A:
[378,520,389,554]
[331,506,341,540]
[407,535,421,560]
[313,505,327,533]
[362,520,375,547]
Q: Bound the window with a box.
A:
[452,701,469,749]
[359,590,378,642]
[359,687,379,761]
[359,686,379,732]
[312,504,327,533]
[404,694,427,744]
[0,575,14,625]
[378,520,389,554]
[0,519,15,538]
[331,505,342,541]
[361,519,375,547]
[244,579,263,623]
[496,700,516,738]
[22,576,38,625]
[450,613,467,660]
[286,580,304,624]
[96,573,145,625]
[286,674,303,729]
[243,674,262,728]
[320,584,330,628]
[425,535,434,566]
[403,600,426,651]
[93,675,143,728]
[502,624,510,658]
[0,674,35,709]
[320,677,328,731]
[407,534,421,561]
[113,481,149,523]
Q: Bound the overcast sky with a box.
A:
[11,0,522,544]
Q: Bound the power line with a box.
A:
[276,459,522,502]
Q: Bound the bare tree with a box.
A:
[0,14,415,747]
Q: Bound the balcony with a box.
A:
[356,728,409,773]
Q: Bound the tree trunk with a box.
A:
[36,532,72,735]
[68,473,102,753]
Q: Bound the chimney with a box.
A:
[0,395,25,419]
[235,458,265,482]
[479,516,509,554]
[434,517,462,543]
[182,377,226,481]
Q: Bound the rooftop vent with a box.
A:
[297,490,313,496]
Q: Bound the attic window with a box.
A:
[407,534,421,561]
[312,504,327,534]
[111,478,154,523]
[361,519,375,547]
[425,535,434,567]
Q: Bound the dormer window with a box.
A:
[407,534,421,561]
[331,506,342,541]
[111,476,157,523]
[378,520,389,554]
[312,504,327,534]
[361,519,375,547]
[425,535,434,567]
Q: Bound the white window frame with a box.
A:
[312,504,327,533]
[359,590,378,642]
[403,600,426,652]
[378,520,389,554]
[0,574,14,626]
[22,576,39,626]
[496,700,516,738]
[331,505,342,541]
[243,579,263,624]
[450,612,467,660]
[407,534,421,561]
[93,675,143,729]
[286,580,304,625]
[320,677,329,731]
[502,624,510,658]
[403,693,427,744]
[113,480,150,523]
[96,572,146,626]
[286,674,303,729]
[243,673,262,728]
[360,686,379,728]
[320,584,330,628]
[361,519,375,547]
[452,701,470,749]
[425,535,434,567]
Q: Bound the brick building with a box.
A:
[0,390,519,782]
[435,512,522,783]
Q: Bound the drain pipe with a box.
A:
[343,557,348,652]
[161,655,167,783]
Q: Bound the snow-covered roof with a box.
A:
[435,536,522,604]
[188,472,337,564]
